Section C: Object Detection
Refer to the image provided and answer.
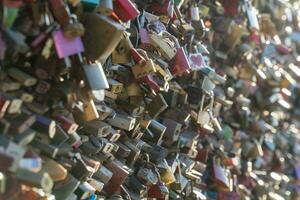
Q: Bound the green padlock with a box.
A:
[222,124,233,140]
[81,0,100,12]
[3,6,19,28]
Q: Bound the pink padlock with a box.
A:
[113,0,140,22]
[53,30,84,59]
[171,47,191,76]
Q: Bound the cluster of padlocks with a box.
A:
[1,0,300,199]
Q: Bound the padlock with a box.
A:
[100,138,114,154]
[136,74,161,92]
[80,138,102,155]
[82,13,124,61]
[104,159,130,195]
[2,1,20,29]
[112,33,133,64]
[197,93,211,127]
[63,14,85,39]
[88,178,104,192]
[15,169,54,193]
[49,0,70,26]
[162,118,182,144]
[39,157,67,182]
[31,137,59,159]
[50,125,69,146]
[98,0,113,16]
[81,0,100,11]
[174,6,195,37]
[6,67,37,87]
[209,111,223,133]
[108,78,123,94]
[95,104,114,121]
[81,120,111,137]
[70,156,94,182]
[219,0,239,16]
[93,165,113,185]
[73,99,99,122]
[2,29,29,59]
[117,102,144,118]
[170,45,191,76]
[213,158,231,191]
[150,0,173,17]
[115,142,131,158]
[137,167,159,185]
[126,175,147,196]
[188,53,207,71]
[130,48,156,79]
[7,112,36,134]
[154,59,173,81]
[260,14,276,36]
[106,113,136,131]
[244,1,260,31]
[54,115,78,134]
[189,4,200,21]
[159,159,176,185]
[139,28,153,50]
[113,0,140,22]
[147,120,167,145]
[224,23,244,51]
[52,29,84,62]
[149,32,177,61]
[52,174,80,200]
[146,93,168,118]
[74,182,96,199]
[82,62,109,101]
[124,141,141,167]
[147,182,169,199]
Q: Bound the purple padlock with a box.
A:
[53,30,84,59]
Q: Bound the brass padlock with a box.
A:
[82,13,124,61]
[146,93,168,118]
[107,78,123,94]
[73,99,99,122]
[149,32,177,61]
[130,48,156,79]
[111,33,133,64]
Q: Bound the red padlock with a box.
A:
[137,74,160,92]
[147,182,169,199]
[55,115,79,134]
[219,0,239,17]
[49,0,70,26]
[150,0,174,17]
[113,0,140,22]
[196,148,209,163]
[104,160,130,195]
[171,47,191,76]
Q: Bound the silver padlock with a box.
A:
[106,113,136,131]
[81,120,111,137]
[197,93,210,127]
[201,76,215,93]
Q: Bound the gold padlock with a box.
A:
[149,33,177,61]
[132,59,156,79]
[111,33,133,64]
[74,99,99,122]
